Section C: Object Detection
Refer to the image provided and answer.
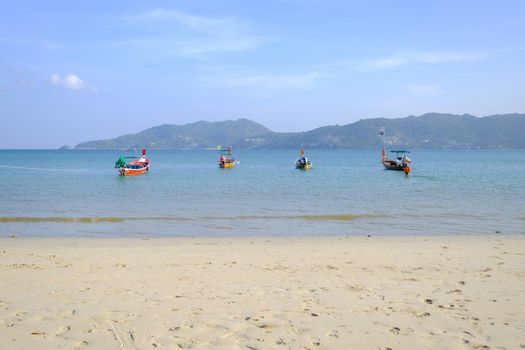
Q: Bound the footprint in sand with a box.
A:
[276,337,287,345]
[257,323,275,332]
[62,309,76,317]
[446,289,462,294]
[327,330,339,338]
[73,340,89,349]
[308,336,321,346]
[389,327,400,335]
[55,325,71,337]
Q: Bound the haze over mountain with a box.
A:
[74,113,525,150]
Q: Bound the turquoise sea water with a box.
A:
[0,149,524,237]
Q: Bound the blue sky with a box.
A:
[1,0,524,148]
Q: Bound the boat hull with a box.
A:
[382,161,410,174]
[219,162,235,169]
[296,163,312,170]
[119,166,149,176]
[382,160,404,171]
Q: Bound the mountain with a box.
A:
[75,118,270,150]
[74,113,525,149]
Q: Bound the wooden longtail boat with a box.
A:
[115,149,150,176]
[295,148,312,170]
[381,149,411,175]
[218,146,235,169]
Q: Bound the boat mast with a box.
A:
[379,127,386,161]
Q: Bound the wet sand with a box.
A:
[1,235,524,349]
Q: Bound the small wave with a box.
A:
[299,214,382,221]
[132,216,195,222]
[234,214,382,222]
[0,213,382,224]
[437,213,481,219]
[0,216,193,224]
[0,217,123,223]
[0,165,87,172]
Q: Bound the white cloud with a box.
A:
[360,51,484,70]
[118,8,263,58]
[49,74,96,91]
[63,74,84,89]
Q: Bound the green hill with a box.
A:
[74,113,525,149]
[75,118,270,150]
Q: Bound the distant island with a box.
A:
[74,113,525,150]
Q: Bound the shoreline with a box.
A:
[2,232,524,240]
[1,235,524,349]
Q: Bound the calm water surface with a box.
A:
[0,149,524,237]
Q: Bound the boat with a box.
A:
[218,146,235,169]
[381,149,411,175]
[115,148,150,176]
[295,148,312,170]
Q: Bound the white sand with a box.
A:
[0,235,524,349]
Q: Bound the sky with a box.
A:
[1,0,524,148]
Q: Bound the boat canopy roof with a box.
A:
[218,147,232,155]
[390,150,410,154]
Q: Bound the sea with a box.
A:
[0,149,524,237]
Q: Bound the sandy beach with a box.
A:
[1,235,524,349]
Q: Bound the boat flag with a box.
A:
[300,147,304,157]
